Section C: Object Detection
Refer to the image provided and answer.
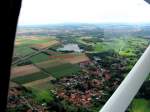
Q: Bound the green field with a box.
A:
[44,63,80,78]
[93,37,148,53]
[31,88,54,103]
[78,37,149,57]
[14,37,56,57]
[15,46,35,57]
[30,53,50,63]
[131,99,150,112]
[12,72,49,84]
[93,42,113,52]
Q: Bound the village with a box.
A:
[53,59,123,108]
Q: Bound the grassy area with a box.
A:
[12,72,49,84]
[44,63,81,79]
[30,53,50,63]
[78,37,149,57]
[93,38,129,53]
[31,88,54,103]
[93,42,112,52]
[130,99,150,112]
[76,37,94,46]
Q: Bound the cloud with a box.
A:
[18,0,150,25]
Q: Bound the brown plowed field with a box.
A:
[37,53,89,68]
[23,76,54,87]
[36,59,66,68]
[30,40,59,49]
[63,54,90,64]
[11,64,40,78]
[49,53,90,64]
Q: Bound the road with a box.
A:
[12,46,50,65]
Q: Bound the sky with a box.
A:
[18,0,150,25]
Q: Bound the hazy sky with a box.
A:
[18,0,150,25]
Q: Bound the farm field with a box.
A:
[63,54,89,64]
[36,59,66,68]
[11,64,40,78]
[32,81,55,90]
[30,40,59,50]
[15,37,55,46]
[44,63,81,79]
[14,36,59,57]
[23,76,54,88]
[11,37,87,89]
[11,72,50,84]
[48,53,89,64]
[29,53,50,63]
[14,46,34,57]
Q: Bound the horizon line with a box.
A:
[18,22,150,27]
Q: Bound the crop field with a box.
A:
[63,53,90,64]
[14,46,35,57]
[35,53,89,69]
[30,53,50,63]
[23,76,54,88]
[44,63,81,79]
[48,53,90,64]
[36,59,66,68]
[30,40,59,50]
[31,81,55,90]
[11,64,40,78]
[11,72,49,84]
[15,37,54,46]
[14,36,59,57]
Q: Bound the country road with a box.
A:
[12,46,51,65]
